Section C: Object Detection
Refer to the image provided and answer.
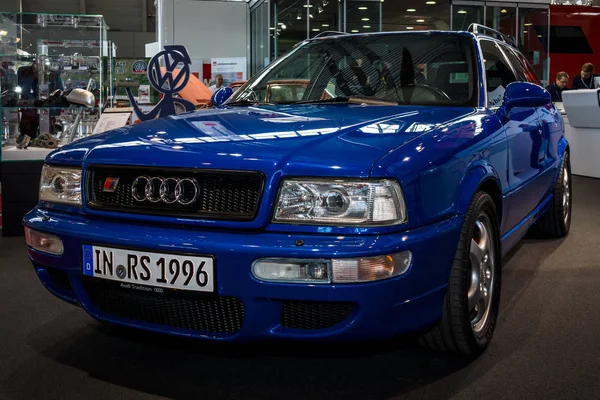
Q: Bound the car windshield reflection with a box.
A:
[228,33,478,107]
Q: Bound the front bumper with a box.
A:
[23,208,464,342]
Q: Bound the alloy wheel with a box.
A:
[468,214,496,336]
[563,167,570,225]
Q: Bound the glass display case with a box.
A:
[0,12,111,162]
[0,12,111,236]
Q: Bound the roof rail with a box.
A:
[468,23,517,47]
[314,31,348,38]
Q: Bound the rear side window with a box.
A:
[511,48,542,86]
[480,40,518,107]
[498,43,528,82]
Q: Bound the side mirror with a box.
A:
[502,81,551,110]
[211,87,234,107]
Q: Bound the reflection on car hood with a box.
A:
[48,104,476,177]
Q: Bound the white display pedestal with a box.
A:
[1,146,53,161]
[560,89,600,179]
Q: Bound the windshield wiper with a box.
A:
[289,96,400,106]
[224,99,275,107]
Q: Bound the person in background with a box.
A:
[545,71,569,102]
[209,74,224,93]
[571,63,598,90]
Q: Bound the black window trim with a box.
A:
[478,38,520,109]
[496,42,529,83]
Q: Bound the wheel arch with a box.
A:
[455,162,504,228]
[556,137,570,181]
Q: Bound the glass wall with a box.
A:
[486,4,516,39]
[308,0,341,38]
[452,2,484,31]
[270,0,309,60]
[346,0,380,34]
[250,1,269,76]
[519,6,550,85]
[261,0,452,57]
[450,1,550,84]
[250,0,549,82]
[382,0,451,32]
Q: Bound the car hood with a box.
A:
[49,104,476,177]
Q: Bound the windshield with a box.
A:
[228,33,478,107]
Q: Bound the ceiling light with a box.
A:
[358,6,368,10]
[270,27,275,30]
[361,17,370,21]
[303,4,313,7]
[500,9,507,13]
[426,1,436,4]
[458,10,467,14]
[406,26,414,29]
[407,8,417,12]
[524,22,533,26]
[0,30,7,36]
[363,25,371,28]
[281,24,287,29]
[524,31,528,34]
[312,28,320,31]
[351,29,359,33]
[537,34,542,37]
[417,19,425,22]
[322,24,330,27]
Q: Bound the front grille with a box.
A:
[281,301,354,330]
[86,166,264,220]
[83,278,244,333]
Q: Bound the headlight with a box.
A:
[39,165,82,206]
[273,179,407,226]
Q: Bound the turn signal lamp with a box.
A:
[24,226,64,255]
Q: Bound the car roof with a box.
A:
[307,24,517,49]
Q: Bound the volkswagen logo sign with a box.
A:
[131,176,200,205]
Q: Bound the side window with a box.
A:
[512,49,542,86]
[480,40,518,107]
[498,44,528,82]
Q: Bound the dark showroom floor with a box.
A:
[1,176,600,400]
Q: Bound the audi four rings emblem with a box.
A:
[131,176,200,205]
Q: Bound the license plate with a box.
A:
[82,244,214,293]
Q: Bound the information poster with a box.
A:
[210,57,247,87]
[138,85,150,104]
[113,58,159,104]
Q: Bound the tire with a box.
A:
[532,152,572,238]
[419,191,502,356]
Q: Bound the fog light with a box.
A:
[331,251,412,283]
[252,251,412,284]
[24,226,64,255]
[252,259,330,283]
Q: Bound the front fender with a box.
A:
[455,161,504,223]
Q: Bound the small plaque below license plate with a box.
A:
[82,244,214,293]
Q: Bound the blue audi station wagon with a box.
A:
[24,25,571,356]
